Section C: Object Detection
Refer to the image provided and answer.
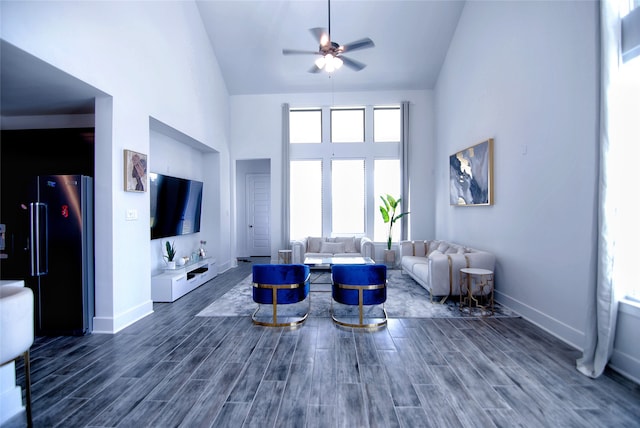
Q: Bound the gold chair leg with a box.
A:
[24,350,32,428]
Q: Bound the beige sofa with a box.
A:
[291,236,375,264]
[400,240,496,300]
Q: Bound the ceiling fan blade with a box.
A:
[340,55,367,71]
[341,38,375,53]
[309,27,330,47]
[283,49,319,55]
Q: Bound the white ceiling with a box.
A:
[0,41,103,116]
[0,0,465,116]
[196,0,465,95]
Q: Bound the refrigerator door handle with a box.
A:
[29,202,48,276]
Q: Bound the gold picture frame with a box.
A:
[124,149,148,192]
[449,138,494,206]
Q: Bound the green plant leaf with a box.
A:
[387,194,398,209]
[379,205,390,223]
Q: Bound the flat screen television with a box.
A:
[150,173,203,240]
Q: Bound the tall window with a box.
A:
[616,2,640,300]
[332,159,365,234]
[374,159,401,242]
[289,105,402,241]
[290,160,322,238]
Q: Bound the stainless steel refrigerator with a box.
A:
[17,175,94,335]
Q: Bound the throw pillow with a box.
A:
[320,241,346,254]
[307,237,323,253]
[437,242,450,253]
[413,241,427,257]
[333,236,356,253]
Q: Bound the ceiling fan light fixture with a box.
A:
[320,34,330,47]
[324,55,336,73]
[319,53,342,73]
[333,56,343,70]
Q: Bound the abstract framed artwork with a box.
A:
[449,138,494,206]
[124,149,148,192]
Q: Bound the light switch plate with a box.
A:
[126,209,138,221]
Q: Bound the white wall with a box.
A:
[230,89,436,260]
[1,1,232,333]
[435,1,599,347]
[148,127,219,275]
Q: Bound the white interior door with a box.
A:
[246,173,270,256]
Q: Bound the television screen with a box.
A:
[150,173,203,240]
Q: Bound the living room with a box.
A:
[1,0,638,419]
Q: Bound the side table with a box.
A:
[278,249,293,264]
[459,268,494,316]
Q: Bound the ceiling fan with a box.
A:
[282,0,375,73]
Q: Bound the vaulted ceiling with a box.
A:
[196,0,465,95]
[0,1,465,116]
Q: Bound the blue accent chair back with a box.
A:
[251,264,311,326]
[331,264,387,305]
[330,264,387,328]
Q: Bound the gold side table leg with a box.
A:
[272,287,278,325]
[359,288,364,326]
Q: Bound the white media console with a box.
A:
[151,257,217,302]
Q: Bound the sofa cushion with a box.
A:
[332,236,356,253]
[320,241,346,254]
[308,237,324,253]
[305,253,333,259]
[401,255,428,273]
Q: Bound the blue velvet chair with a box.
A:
[252,264,311,327]
[331,264,387,328]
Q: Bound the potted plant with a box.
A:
[164,241,177,269]
[379,194,409,267]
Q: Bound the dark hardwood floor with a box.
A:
[5,257,640,427]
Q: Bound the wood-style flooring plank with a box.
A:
[336,383,367,428]
[275,362,313,427]
[378,350,422,407]
[4,258,637,428]
[243,380,286,427]
[309,348,337,407]
[363,382,401,428]
[226,346,274,403]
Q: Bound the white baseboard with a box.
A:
[218,259,235,273]
[495,291,585,351]
[93,300,154,334]
[610,349,640,385]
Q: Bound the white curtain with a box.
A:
[576,0,622,379]
[281,103,291,249]
[400,101,410,241]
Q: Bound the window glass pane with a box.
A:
[374,107,401,142]
[290,110,321,143]
[611,56,640,300]
[374,159,401,243]
[332,159,364,234]
[290,160,322,239]
[331,108,364,143]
